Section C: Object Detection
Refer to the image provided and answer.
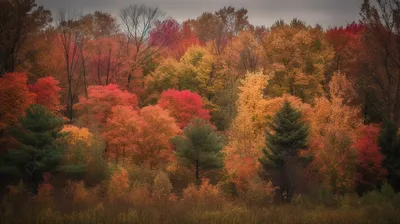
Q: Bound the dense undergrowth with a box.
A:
[1,181,399,224]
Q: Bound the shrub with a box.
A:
[152,172,173,201]
[107,167,130,201]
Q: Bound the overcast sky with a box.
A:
[36,0,363,28]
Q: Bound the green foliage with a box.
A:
[173,119,224,181]
[0,104,65,194]
[259,100,312,202]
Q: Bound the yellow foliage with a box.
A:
[61,125,93,147]
[225,72,311,191]
[263,23,334,102]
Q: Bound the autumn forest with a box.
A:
[1,0,400,223]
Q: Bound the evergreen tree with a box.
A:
[378,121,400,192]
[173,118,224,182]
[0,104,65,194]
[259,100,312,202]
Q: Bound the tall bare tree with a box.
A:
[120,4,164,90]
[56,11,85,122]
[361,0,400,124]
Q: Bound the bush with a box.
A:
[107,167,130,201]
[240,179,275,206]
[152,172,172,201]
[182,178,222,205]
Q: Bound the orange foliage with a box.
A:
[308,73,362,193]
[0,72,36,130]
[136,105,180,168]
[108,168,130,199]
[103,106,141,164]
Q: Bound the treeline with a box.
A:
[0,0,400,214]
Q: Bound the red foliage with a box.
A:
[29,76,62,112]
[157,89,210,128]
[149,19,181,48]
[84,35,129,86]
[353,125,387,192]
[325,22,365,73]
[326,22,365,53]
[149,19,202,59]
[75,84,138,129]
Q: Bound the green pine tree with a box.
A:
[259,100,312,202]
[173,118,224,183]
[378,121,400,192]
[0,104,65,194]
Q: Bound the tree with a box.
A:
[120,4,166,90]
[0,0,52,76]
[29,76,62,113]
[360,0,400,125]
[75,84,138,130]
[173,119,224,182]
[56,11,85,122]
[259,101,311,202]
[353,125,387,194]
[378,121,400,191]
[263,20,334,102]
[325,23,364,74]
[361,0,400,191]
[59,125,94,175]
[0,72,36,132]
[135,105,180,169]
[84,35,129,86]
[309,73,362,194]
[222,31,265,79]
[103,106,141,164]
[157,89,210,128]
[0,105,64,194]
[149,19,181,49]
[195,7,251,54]
[79,11,119,38]
[146,45,219,103]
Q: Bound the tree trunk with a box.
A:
[196,159,199,183]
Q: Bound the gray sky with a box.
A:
[36,0,362,28]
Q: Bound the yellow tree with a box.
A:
[263,20,334,102]
[145,45,222,106]
[60,125,94,171]
[225,72,310,192]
